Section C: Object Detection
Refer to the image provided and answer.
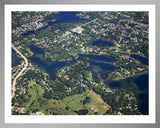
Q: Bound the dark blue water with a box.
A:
[130,54,148,65]
[14,11,149,115]
[23,30,35,36]
[89,60,115,73]
[29,46,116,80]
[78,54,116,80]
[89,61,116,80]
[12,49,22,67]
[91,39,113,47]
[91,55,115,62]
[107,74,149,115]
[23,12,88,35]
[30,45,44,54]
[109,21,116,24]
[53,12,87,23]
[108,82,121,88]
[29,45,75,80]
[79,54,115,62]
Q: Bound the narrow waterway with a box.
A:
[12,11,149,115]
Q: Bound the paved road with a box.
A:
[11,45,28,99]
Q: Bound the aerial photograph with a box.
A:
[11,11,149,115]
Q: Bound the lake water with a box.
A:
[13,11,149,115]
[78,54,116,80]
[23,11,88,35]
[91,39,113,47]
[130,54,148,65]
[13,46,149,115]
[12,49,22,67]
[89,56,115,79]
[13,43,149,115]
[29,44,149,115]
[29,45,116,80]
[29,45,75,80]
[52,12,88,24]
[106,73,149,115]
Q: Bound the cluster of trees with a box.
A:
[34,23,76,39]
[82,96,91,105]
[106,48,148,81]
[12,65,49,106]
[43,13,54,23]
[12,11,148,115]
[44,83,86,100]
[131,43,148,58]
[12,109,30,115]
[12,11,54,38]
[128,12,148,24]
[43,56,94,100]
[78,11,106,20]
[12,12,34,29]
[93,87,140,115]
[44,70,92,100]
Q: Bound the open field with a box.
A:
[17,81,110,115]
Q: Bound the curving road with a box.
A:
[11,45,28,99]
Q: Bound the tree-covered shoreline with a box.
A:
[11,11,148,115]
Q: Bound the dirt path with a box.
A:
[11,45,28,99]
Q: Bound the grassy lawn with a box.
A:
[26,81,45,110]
[24,81,110,115]
[58,89,110,115]
[84,90,110,115]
